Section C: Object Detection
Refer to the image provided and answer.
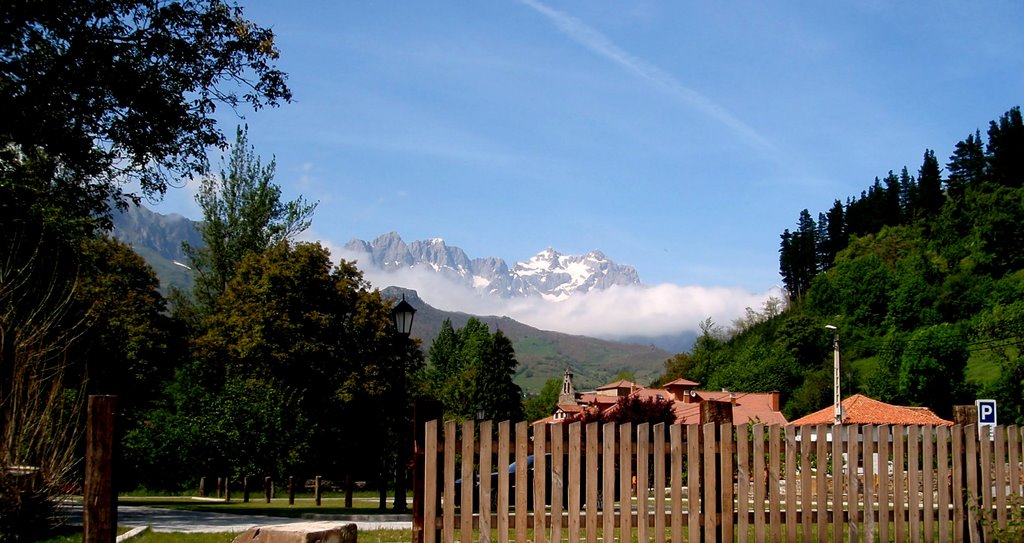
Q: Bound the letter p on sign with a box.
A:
[976,399,997,427]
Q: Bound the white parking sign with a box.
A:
[976,399,997,427]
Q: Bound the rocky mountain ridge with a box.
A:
[345,232,641,300]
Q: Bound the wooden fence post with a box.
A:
[343,474,352,508]
[413,397,443,543]
[265,476,272,503]
[289,476,295,505]
[199,476,206,497]
[84,395,117,543]
[225,477,231,502]
[316,475,322,506]
[243,476,250,503]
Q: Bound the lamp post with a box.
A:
[392,294,416,337]
[825,325,841,425]
[391,295,416,513]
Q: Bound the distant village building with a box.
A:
[543,369,788,425]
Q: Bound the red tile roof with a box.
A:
[789,394,952,426]
[663,378,700,387]
[546,381,787,426]
[596,379,637,391]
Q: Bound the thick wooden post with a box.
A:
[243,476,250,503]
[264,476,272,503]
[289,476,295,505]
[225,477,231,502]
[84,395,117,543]
[413,398,443,543]
[199,476,206,497]
[344,474,353,508]
[316,475,322,506]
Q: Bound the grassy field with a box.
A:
[117,494,404,518]
[40,527,411,543]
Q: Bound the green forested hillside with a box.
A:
[657,107,1024,423]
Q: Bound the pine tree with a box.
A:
[915,150,943,218]
[986,106,1024,188]
[946,130,986,200]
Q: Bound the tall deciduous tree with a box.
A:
[0,0,291,230]
[898,323,972,418]
[186,126,316,310]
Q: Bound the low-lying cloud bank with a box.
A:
[332,245,781,341]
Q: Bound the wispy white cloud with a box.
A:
[333,244,778,343]
[517,0,776,155]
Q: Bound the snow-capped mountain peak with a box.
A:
[343,234,641,299]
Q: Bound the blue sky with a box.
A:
[147,1,1023,336]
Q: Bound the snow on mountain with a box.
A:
[343,233,641,300]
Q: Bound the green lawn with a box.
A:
[118,494,407,519]
[41,528,411,543]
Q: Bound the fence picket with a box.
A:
[893,424,906,543]
[769,425,781,543]
[721,423,734,543]
[848,424,860,543]
[586,422,598,543]
[878,425,890,543]
[480,421,493,543]
[799,425,813,543]
[703,423,717,543]
[966,425,981,543]
[815,424,827,543]
[833,424,844,543]
[637,423,650,543]
[785,424,797,543]
[1010,426,1022,498]
[550,422,563,543]
[497,421,510,543]
[1009,425,1021,499]
[752,424,765,543]
[425,420,439,543]
[653,423,666,543]
[460,421,474,543]
[687,424,701,542]
[603,422,616,541]
[923,425,935,543]
[515,422,528,542]
[980,425,993,542]
[937,425,950,543]
[952,425,965,543]
[533,422,547,543]
[620,423,633,541]
[670,424,683,543]
[444,421,457,543]
[568,422,581,543]
[863,424,875,543]
[736,425,750,543]
[908,425,920,542]
[995,425,1007,531]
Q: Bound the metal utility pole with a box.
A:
[826,325,841,425]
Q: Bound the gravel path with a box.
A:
[65,504,412,534]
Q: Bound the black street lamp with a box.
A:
[391,294,416,513]
[392,295,416,337]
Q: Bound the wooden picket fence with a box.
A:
[419,420,1024,543]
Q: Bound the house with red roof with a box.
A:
[789,394,952,427]
[544,369,787,426]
